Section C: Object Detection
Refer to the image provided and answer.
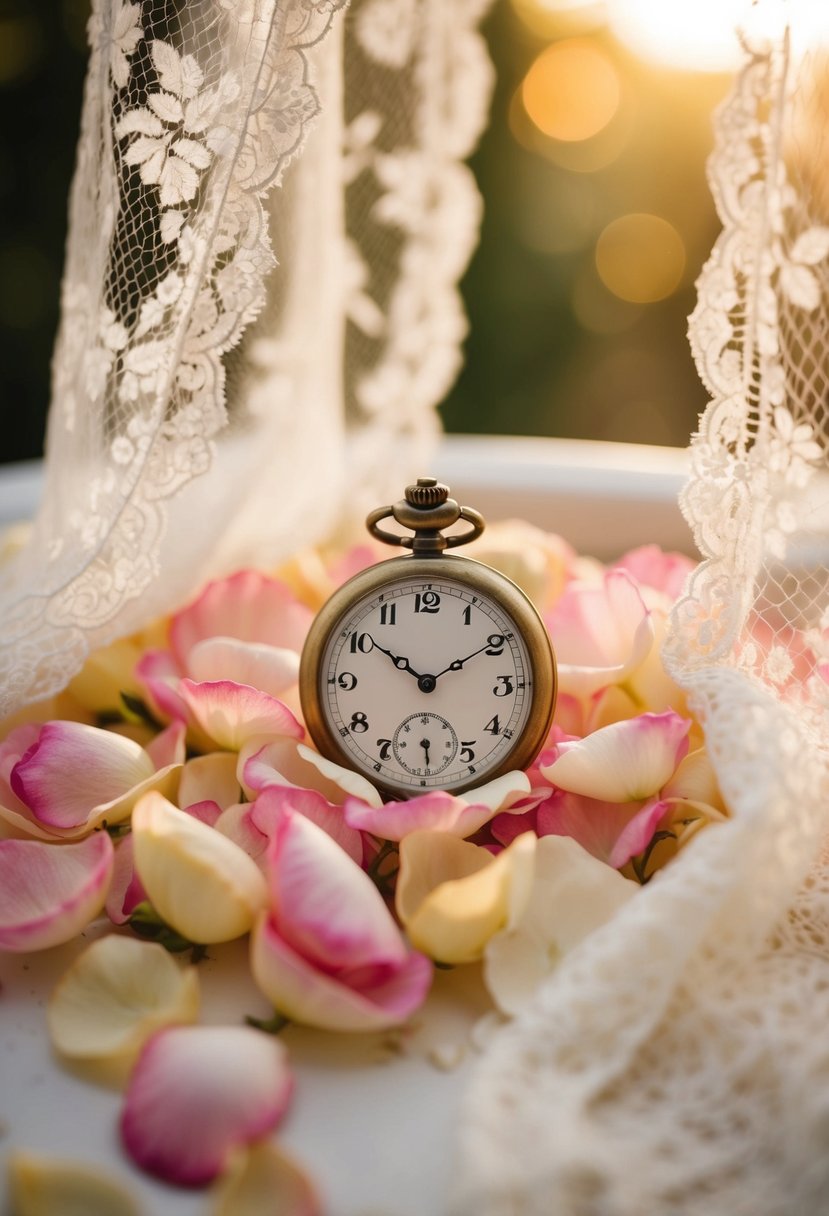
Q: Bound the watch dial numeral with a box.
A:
[379,602,396,625]
[349,712,369,733]
[338,671,357,690]
[459,741,476,763]
[377,738,392,760]
[483,715,501,736]
[349,632,373,654]
[485,634,505,655]
[413,591,441,614]
[493,675,514,697]
[462,604,472,625]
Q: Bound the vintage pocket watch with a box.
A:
[299,479,557,798]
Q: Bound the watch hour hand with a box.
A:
[368,636,424,681]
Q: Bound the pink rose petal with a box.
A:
[0,833,114,951]
[537,789,627,866]
[265,810,405,970]
[11,722,156,830]
[170,570,312,667]
[617,544,696,601]
[136,649,187,722]
[251,786,362,864]
[608,798,671,869]
[145,720,187,770]
[251,913,432,1032]
[344,791,501,842]
[178,680,303,751]
[120,1025,293,1186]
[105,834,147,926]
[546,569,655,697]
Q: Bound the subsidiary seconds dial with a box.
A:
[315,575,535,796]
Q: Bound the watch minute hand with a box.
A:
[433,641,492,681]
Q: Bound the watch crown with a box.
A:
[404,479,450,509]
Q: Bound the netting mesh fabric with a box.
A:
[0,0,493,718]
[451,14,829,1215]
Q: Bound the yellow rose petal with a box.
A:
[7,1151,141,1216]
[400,832,536,965]
[132,792,268,943]
[48,935,199,1081]
[213,1143,321,1216]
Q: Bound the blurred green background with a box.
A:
[0,0,737,464]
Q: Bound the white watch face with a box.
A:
[317,574,534,795]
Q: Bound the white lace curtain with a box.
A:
[0,0,493,718]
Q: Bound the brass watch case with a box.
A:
[299,553,557,799]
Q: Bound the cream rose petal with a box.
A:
[7,1151,141,1216]
[121,1025,293,1186]
[399,831,537,965]
[131,792,268,943]
[188,637,300,700]
[213,1143,321,1216]
[178,751,241,811]
[48,935,200,1075]
[484,835,637,1016]
[541,711,691,803]
[0,834,114,952]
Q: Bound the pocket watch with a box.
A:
[299,479,557,799]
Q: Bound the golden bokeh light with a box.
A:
[521,39,621,143]
[595,213,686,304]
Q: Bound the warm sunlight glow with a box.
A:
[607,0,749,71]
[522,39,621,142]
[595,213,686,303]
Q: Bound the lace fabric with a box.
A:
[0,0,493,718]
[451,14,829,1215]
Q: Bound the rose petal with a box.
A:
[264,809,405,969]
[67,636,146,715]
[399,831,537,965]
[178,679,303,751]
[135,648,187,721]
[121,1025,293,1186]
[7,1150,141,1216]
[48,935,199,1074]
[214,1143,321,1216]
[145,720,186,770]
[395,831,493,925]
[0,833,114,952]
[548,569,655,697]
[484,835,637,1015]
[105,834,146,925]
[132,792,268,943]
[541,711,691,803]
[608,798,671,869]
[178,751,241,811]
[11,722,155,829]
[536,788,643,867]
[251,786,363,864]
[170,570,312,666]
[344,790,509,843]
[250,912,432,1032]
[188,637,300,700]
[617,544,695,600]
[662,746,725,810]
